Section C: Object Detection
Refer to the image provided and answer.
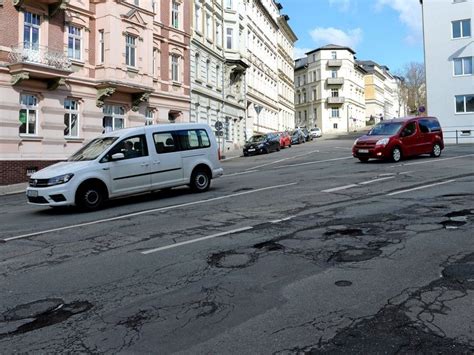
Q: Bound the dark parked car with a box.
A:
[352,116,444,162]
[291,129,306,144]
[243,133,281,156]
[301,127,313,141]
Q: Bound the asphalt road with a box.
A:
[1,136,473,354]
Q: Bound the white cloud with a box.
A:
[375,0,422,43]
[329,0,352,12]
[309,27,363,49]
[293,47,312,59]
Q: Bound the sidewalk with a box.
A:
[0,182,27,196]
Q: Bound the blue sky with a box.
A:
[281,0,424,73]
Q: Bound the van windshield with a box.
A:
[368,122,403,136]
[68,137,118,161]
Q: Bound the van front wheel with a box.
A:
[391,147,402,162]
[190,169,210,192]
[76,183,105,211]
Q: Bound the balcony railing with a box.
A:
[327,59,342,67]
[9,43,71,71]
[326,77,344,85]
[326,96,345,104]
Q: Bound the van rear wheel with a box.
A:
[431,143,442,157]
[190,169,210,192]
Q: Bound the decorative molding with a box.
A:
[131,92,150,111]
[49,0,69,17]
[11,72,29,85]
[96,87,116,108]
[47,77,66,90]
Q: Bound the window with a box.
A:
[194,53,200,79]
[206,13,212,39]
[333,123,338,129]
[225,0,233,10]
[23,12,40,50]
[134,0,139,5]
[206,59,210,83]
[171,54,180,82]
[331,70,337,78]
[402,122,417,137]
[108,135,148,160]
[312,89,316,101]
[195,4,201,32]
[331,51,337,59]
[226,28,233,49]
[455,94,474,113]
[145,108,154,125]
[64,99,79,137]
[98,30,105,64]
[331,108,339,118]
[125,34,137,67]
[452,19,471,38]
[19,94,38,135]
[172,1,179,29]
[331,88,339,97]
[216,64,220,87]
[453,57,473,75]
[153,48,158,77]
[103,105,125,133]
[216,21,222,47]
[67,25,82,60]
[153,129,210,154]
[303,91,306,103]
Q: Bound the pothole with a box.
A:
[253,240,284,251]
[324,228,364,237]
[440,220,467,229]
[328,248,382,263]
[335,280,353,287]
[442,263,474,283]
[232,187,253,193]
[445,209,473,218]
[0,299,93,338]
[208,251,256,269]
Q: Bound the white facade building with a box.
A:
[420,0,473,143]
[294,45,366,134]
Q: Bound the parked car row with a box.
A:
[243,127,322,156]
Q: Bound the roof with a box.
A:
[294,57,308,70]
[305,44,356,55]
[357,60,391,73]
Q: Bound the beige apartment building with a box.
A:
[294,45,366,135]
[0,0,191,185]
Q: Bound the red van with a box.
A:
[352,116,444,163]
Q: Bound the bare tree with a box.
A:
[396,62,426,115]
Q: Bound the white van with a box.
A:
[26,123,224,210]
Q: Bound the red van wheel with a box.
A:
[431,143,442,158]
[391,147,402,162]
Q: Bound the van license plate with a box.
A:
[27,190,38,197]
[248,148,255,152]
[358,149,369,153]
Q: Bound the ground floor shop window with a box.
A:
[103,105,125,133]
[64,99,79,137]
[19,94,38,135]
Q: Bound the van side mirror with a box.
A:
[111,152,125,160]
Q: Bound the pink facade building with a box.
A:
[0,0,191,185]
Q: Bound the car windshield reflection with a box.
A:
[368,122,403,136]
[248,135,265,143]
[68,137,118,161]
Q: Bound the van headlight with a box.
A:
[47,173,74,186]
[375,138,389,146]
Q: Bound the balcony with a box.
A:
[326,96,345,105]
[13,0,68,16]
[326,77,344,85]
[8,43,72,85]
[327,59,342,67]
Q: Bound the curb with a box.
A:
[0,182,27,196]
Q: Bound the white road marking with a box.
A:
[141,226,254,254]
[270,215,296,223]
[245,149,320,171]
[3,182,298,242]
[222,170,259,177]
[390,154,474,168]
[278,156,353,168]
[358,176,395,185]
[387,179,456,196]
[322,184,358,193]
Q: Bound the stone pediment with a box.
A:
[121,9,147,27]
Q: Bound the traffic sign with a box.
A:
[215,121,223,131]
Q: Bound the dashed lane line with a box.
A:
[3,182,297,242]
[245,149,321,171]
[387,179,456,196]
[389,154,474,168]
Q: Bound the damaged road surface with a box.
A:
[0,141,473,353]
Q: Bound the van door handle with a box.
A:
[153,161,160,165]
[102,167,110,170]
[140,163,149,167]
